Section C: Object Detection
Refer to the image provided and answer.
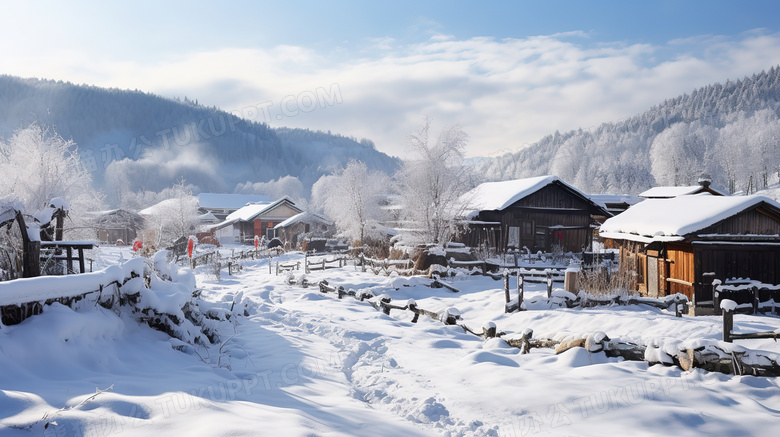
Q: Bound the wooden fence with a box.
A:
[497,268,688,315]
[721,298,780,344]
[296,275,780,377]
[304,253,350,273]
[713,279,780,315]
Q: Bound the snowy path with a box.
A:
[2,250,780,436]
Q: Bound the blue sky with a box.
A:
[2,1,780,157]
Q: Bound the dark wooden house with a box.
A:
[600,194,780,312]
[93,209,145,244]
[274,211,333,248]
[459,176,611,253]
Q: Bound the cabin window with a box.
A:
[305,224,310,233]
[522,222,533,236]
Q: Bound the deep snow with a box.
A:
[1,247,780,436]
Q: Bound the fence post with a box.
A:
[752,286,759,314]
[517,273,524,311]
[503,270,510,308]
[322,259,326,271]
[268,255,272,274]
[276,262,280,276]
[360,253,366,272]
[723,308,734,343]
[304,252,309,273]
[546,270,553,298]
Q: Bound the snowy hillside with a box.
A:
[1,248,779,436]
[480,66,780,195]
[0,76,399,197]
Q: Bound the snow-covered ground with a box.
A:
[2,247,780,436]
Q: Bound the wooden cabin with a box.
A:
[93,209,145,244]
[274,211,333,248]
[209,197,302,245]
[459,176,611,253]
[600,194,780,312]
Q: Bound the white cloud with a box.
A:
[2,31,780,158]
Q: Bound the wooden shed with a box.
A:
[274,211,333,248]
[93,209,145,244]
[459,176,611,253]
[600,194,780,312]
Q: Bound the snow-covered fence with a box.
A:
[307,275,779,376]
[0,259,147,325]
[276,260,301,275]
[713,279,780,315]
[316,279,462,326]
[721,299,780,343]
[304,253,349,273]
[0,254,245,346]
[501,277,688,315]
[456,263,566,283]
[359,254,415,275]
[311,275,778,376]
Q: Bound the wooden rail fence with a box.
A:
[293,275,779,377]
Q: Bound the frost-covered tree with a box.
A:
[650,122,714,186]
[396,118,473,245]
[142,179,201,247]
[312,160,387,244]
[0,122,104,237]
[478,66,780,195]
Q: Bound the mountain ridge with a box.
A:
[479,65,780,195]
[0,75,399,201]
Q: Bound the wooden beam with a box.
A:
[666,277,693,286]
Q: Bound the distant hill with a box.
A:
[0,75,399,202]
[479,66,780,195]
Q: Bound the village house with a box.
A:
[92,209,145,244]
[459,176,611,253]
[197,193,271,221]
[600,193,780,312]
[274,211,333,249]
[209,197,302,245]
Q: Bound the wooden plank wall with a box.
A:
[667,243,695,298]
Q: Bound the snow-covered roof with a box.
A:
[461,175,557,218]
[197,193,271,210]
[460,175,604,219]
[223,197,301,223]
[275,211,330,229]
[600,194,780,243]
[139,197,199,216]
[588,194,643,207]
[198,211,219,223]
[226,202,272,222]
[639,185,727,198]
